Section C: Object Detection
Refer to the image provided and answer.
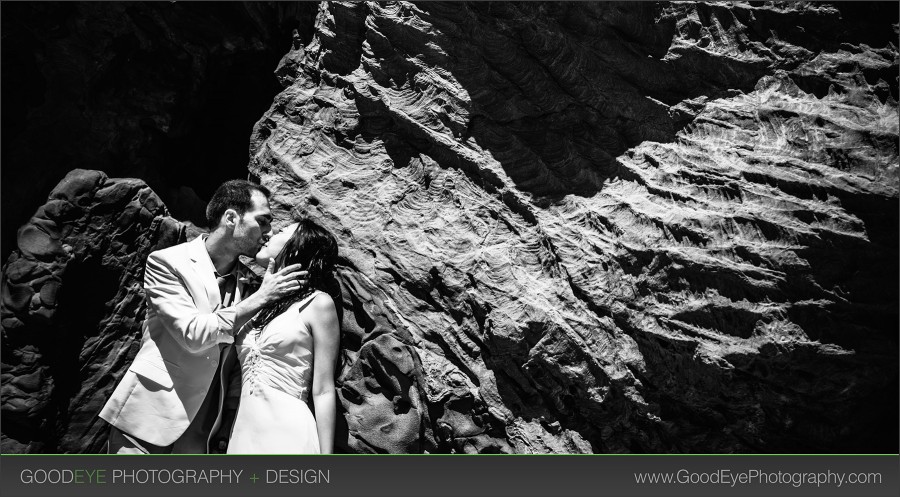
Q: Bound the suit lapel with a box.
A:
[187,235,222,310]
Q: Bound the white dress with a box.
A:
[226,292,321,454]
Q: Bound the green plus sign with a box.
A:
[250,474,260,483]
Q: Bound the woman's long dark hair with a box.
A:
[271,217,338,290]
[250,217,338,329]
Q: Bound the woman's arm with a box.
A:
[308,293,340,454]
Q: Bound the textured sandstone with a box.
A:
[1,2,897,453]
[249,1,898,453]
[1,170,192,453]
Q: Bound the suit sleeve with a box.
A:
[144,251,237,353]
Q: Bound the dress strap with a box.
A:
[294,290,322,314]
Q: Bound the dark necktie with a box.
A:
[217,274,235,307]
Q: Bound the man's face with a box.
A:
[232,190,273,257]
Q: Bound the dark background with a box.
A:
[2,1,319,258]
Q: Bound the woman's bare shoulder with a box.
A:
[303,292,338,335]
[311,291,335,310]
[296,291,336,316]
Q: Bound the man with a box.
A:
[99,180,306,453]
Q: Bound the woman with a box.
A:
[226,218,340,454]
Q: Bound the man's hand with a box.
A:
[256,260,309,305]
[231,261,310,332]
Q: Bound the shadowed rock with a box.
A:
[1,170,196,452]
[1,1,319,257]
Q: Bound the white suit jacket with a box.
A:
[99,235,254,447]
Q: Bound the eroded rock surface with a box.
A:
[1,169,199,452]
[250,1,898,453]
[1,2,897,453]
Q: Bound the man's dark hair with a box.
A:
[205,180,271,228]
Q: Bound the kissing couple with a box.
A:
[100,179,339,454]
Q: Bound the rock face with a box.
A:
[1,170,194,453]
[1,2,898,453]
[250,1,898,453]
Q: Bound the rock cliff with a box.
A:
[2,1,897,453]
[1,170,188,452]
